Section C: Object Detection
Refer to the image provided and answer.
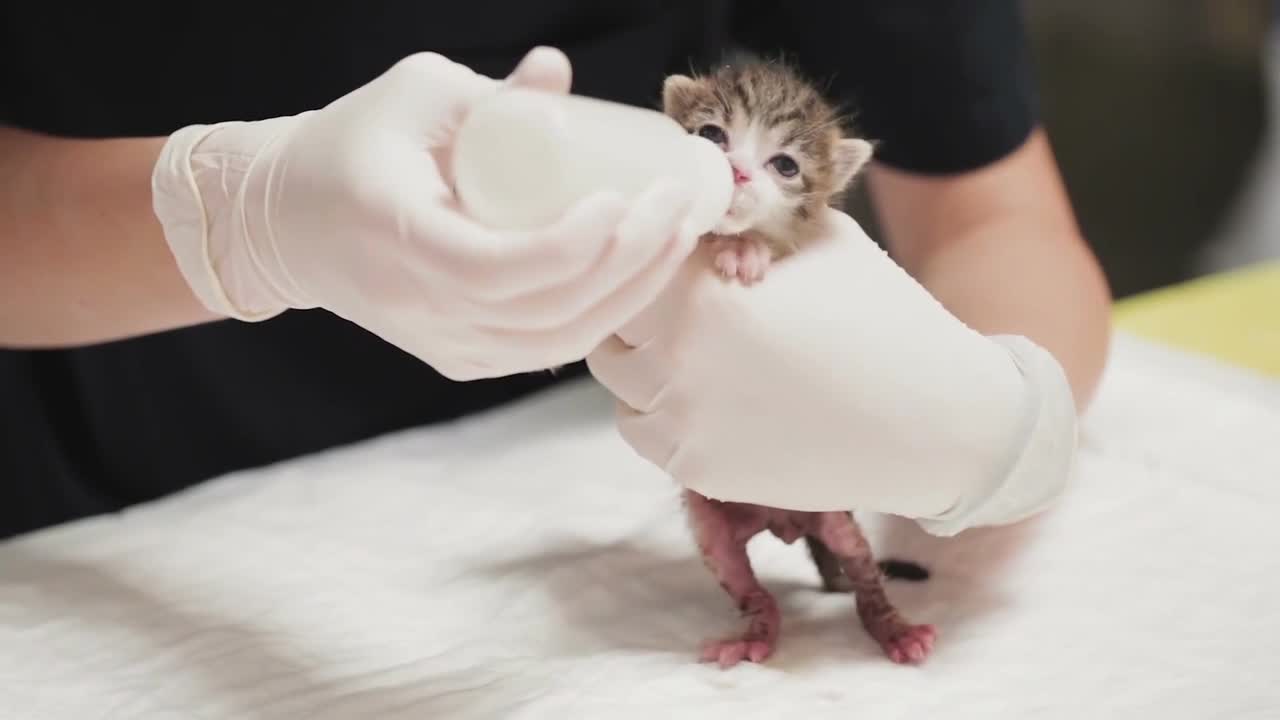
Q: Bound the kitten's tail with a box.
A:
[878,559,930,582]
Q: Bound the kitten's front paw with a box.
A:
[712,236,772,285]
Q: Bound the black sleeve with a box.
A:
[731,0,1040,175]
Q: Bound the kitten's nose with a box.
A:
[731,164,752,185]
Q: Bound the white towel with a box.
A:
[2,332,1278,719]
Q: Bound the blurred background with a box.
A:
[854,0,1278,300]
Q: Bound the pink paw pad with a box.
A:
[713,246,741,278]
[712,239,772,285]
[700,637,776,669]
[877,623,937,665]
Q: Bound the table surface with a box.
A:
[2,325,1278,719]
[1113,259,1280,378]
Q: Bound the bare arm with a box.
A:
[868,128,1112,411]
[0,125,218,348]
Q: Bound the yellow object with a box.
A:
[1113,260,1280,377]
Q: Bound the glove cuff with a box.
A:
[151,117,301,322]
[916,335,1079,537]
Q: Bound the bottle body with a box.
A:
[452,88,733,234]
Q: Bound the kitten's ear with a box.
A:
[832,138,875,189]
[662,74,701,117]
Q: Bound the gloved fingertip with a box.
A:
[526,45,570,67]
[566,189,630,229]
[506,46,572,93]
[588,332,634,360]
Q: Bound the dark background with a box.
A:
[851,0,1275,300]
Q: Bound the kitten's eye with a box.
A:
[697,124,728,147]
[769,154,800,178]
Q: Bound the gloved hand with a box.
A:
[151,47,703,380]
[587,207,1079,537]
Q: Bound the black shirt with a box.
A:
[0,1,1039,539]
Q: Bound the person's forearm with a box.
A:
[0,125,218,348]
[868,129,1112,411]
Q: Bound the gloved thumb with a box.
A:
[505,46,573,94]
[608,239,723,350]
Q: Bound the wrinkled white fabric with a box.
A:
[1,334,1277,720]
[588,208,1079,535]
[151,47,712,381]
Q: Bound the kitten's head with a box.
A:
[662,61,873,238]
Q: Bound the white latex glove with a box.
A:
[151,47,704,380]
[587,207,1079,537]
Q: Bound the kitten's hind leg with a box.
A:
[805,534,854,593]
[807,514,930,591]
[685,491,780,668]
[814,512,937,664]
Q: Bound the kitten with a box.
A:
[662,59,873,284]
[661,60,936,668]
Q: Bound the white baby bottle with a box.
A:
[451,87,733,234]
